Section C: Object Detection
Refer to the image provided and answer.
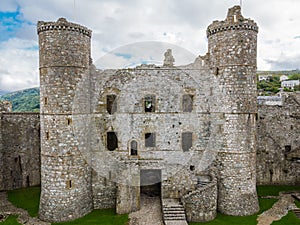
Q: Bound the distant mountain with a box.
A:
[0,87,40,112]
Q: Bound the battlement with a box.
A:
[37,18,92,37]
[207,6,258,37]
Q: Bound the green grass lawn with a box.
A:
[52,209,128,225]
[7,186,40,217]
[272,211,300,225]
[189,198,278,225]
[257,185,300,196]
[2,185,300,225]
[0,216,21,225]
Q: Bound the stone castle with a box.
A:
[0,5,299,224]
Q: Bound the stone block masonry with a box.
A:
[0,112,40,190]
[0,4,296,224]
[257,93,300,185]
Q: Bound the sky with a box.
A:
[0,0,300,92]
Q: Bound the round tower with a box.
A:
[37,18,93,222]
[207,6,259,215]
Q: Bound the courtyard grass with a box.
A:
[0,216,21,225]
[189,198,278,225]
[52,209,128,225]
[7,186,40,217]
[272,211,300,225]
[257,185,300,196]
[3,185,300,225]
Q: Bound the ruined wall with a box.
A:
[257,93,300,185]
[182,174,217,222]
[1,113,40,190]
[0,101,13,190]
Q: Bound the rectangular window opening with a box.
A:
[182,94,193,112]
[67,118,72,125]
[107,95,117,114]
[145,133,156,147]
[107,132,118,151]
[182,132,193,152]
[285,145,291,152]
[44,97,48,105]
[46,131,50,140]
[66,180,72,189]
[145,95,155,112]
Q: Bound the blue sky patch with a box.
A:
[0,7,32,42]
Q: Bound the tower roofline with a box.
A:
[206,5,258,37]
[37,18,92,37]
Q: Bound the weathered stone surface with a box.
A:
[0,4,298,224]
[38,18,93,222]
[257,93,300,185]
[0,113,40,191]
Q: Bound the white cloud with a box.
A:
[0,0,18,12]
[0,38,38,91]
[1,0,300,91]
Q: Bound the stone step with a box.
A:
[292,209,300,218]
[163,210,185,214]
[164,221,188,225]
[162,198,188,225]
[163,207,185,211]
[164,216,186,221]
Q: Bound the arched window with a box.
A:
[182,94,193,112]
[130,140,138,156]
[145,95,155,112]
[182,132,192,152]
[107,95,117,114]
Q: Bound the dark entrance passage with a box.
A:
[140,169,161,197]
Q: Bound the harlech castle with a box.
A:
[0,6,299,224]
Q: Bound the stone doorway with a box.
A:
[140,169,161,197]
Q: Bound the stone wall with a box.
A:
[207,5,259,216]
[182,174,217,222]
[257,93,300,185]
[0,112,40,190]
[38,18,93,222]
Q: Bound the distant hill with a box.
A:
[0,88,40,112]
[0,70,299,112]
[0,90,10,96]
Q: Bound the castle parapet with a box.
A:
[207,6,258,37]
[37,18,91,37]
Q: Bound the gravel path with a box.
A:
[257,193,298,225]
[129,194,164,225]
[0,191,50,225]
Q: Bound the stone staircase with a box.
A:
[292,209,300,218]
[162,199,188,225]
